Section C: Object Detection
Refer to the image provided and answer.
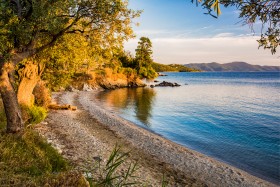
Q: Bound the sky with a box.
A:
[124,0,280,66]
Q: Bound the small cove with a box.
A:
[95,72,280,184]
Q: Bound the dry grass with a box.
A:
[0,100,87,186]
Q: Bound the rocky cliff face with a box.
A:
[69,71,146,91]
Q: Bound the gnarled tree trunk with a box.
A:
[17,61,44,106]
[0,61,23,133]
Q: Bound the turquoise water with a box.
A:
[96,72,280,184]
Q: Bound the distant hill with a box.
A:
[152,62,200,72]
[184,62,280,72]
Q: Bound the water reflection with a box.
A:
[97,88,156,126]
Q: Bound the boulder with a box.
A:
[158,73,168,76]
[155,81,181,87]
[82,83,93,91]
[65,85,78,92]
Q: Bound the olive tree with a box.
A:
[0,0,139,133]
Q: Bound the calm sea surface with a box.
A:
[95,72,280,184]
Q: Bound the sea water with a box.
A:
[95,72,280,184]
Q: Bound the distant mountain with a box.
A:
[184,62,280,72]
[152,62,199,72]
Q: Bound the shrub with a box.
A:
[22,105,47,125]
[147,67,158,79]
[33,81,51,109]
[138,67,148,79]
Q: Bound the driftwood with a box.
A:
[48,104,77,111]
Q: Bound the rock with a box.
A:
[154,80,159,82]
[66,85,78,92]
[158,73,168,76]
[40,121,48,125]
[155,81,181,87]
[128,82,146,88]
[93,156,102,162]
[150,85,155,88]
[82,83,93,91]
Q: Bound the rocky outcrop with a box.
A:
[82,83,93,91]
[65,85,79,92]
[98,78,146,90]
[153,81,181,87]
[158,73,168,76]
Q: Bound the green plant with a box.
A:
[161,174,169,187]
[23,105,47,125]
[86,146,140,187]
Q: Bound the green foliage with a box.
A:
[86,146,140,186]
[118,51,136,69]
[0,0,140,56]
[152,62,199,72]
[23,105,47,125]
[138,66,157,79]
[146,67,157,79]
[138,67,148,78]
[130,37,157,79]
[193,0,280,54]
[161,174,169,187]
[0,0,141,92]
[135,37,153,69]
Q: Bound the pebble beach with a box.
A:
[35,90,277,187]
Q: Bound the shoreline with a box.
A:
[38,90,277,186]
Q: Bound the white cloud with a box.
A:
[214,32,234,38]
[124,36,280,66]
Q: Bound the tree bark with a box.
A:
[17,62,43,106]
[0,61,23,133]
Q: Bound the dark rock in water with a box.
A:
[155,81,181,87]
[158,73,168,76]
[154,80,159,82]
[150,85,155,88]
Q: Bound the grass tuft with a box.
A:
[86,146,140,187]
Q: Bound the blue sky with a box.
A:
[124,0,279,66]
